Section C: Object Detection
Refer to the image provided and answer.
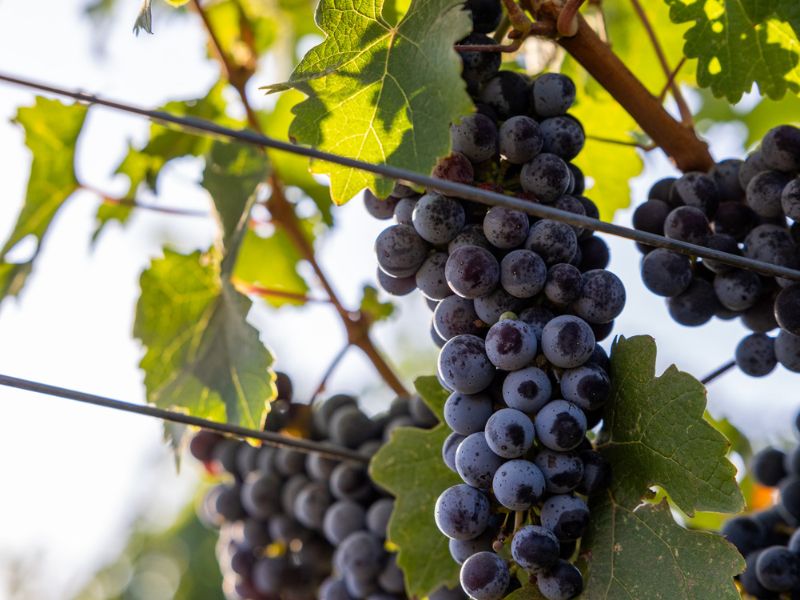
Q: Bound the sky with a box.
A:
[0,1,797,599]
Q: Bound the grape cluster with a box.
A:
[190,378,462,600]
[722,412,800,598]
[632,124,800,377]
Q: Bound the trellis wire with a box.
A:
[1,72,800,282]
[0,374,369,464]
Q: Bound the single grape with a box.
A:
[572,269,626,324]
[330,463,373,502]
[713,202,758,241]
[511,525,560,573]
[735,333,777,377]
[433,152,475,184]
[274,447,306,476]
[492,459,546,510]
[457,34,502,93]
[366,498,394,538]
[455,432,504,490]
[545,263,582,307]
[569,164,586,196]
[214,484,246,522]
[776,330,800,372]
[500,249,547,298]
[540,494,590,541]
[701,233,741,274]
[412,192,466,245]
[330,406,375,449]
[374,224,428,277]
[539,116,585,161]
[335,531,384,580]
[790,528,800,553]
[532,73,576,118]
[438,334,495,394]
[742,294,779,333]
[314,394,357,435]
[190,430,223,462]
[776,284,800,335]
[343,571,378,598]
[640,249,692,297]
[667,278,719,327]
[711,158,745,202]
[241,472,282,519]
[445,245,500,299]
[559,364,610,411]
[212,438,241,474]
[502,366,552,413]
[721,516,766,558]
[479,71,531,120]
[416,252,451,300]
[242,518,272,550]
[459,552,510,600]
[536,560,584,600]
[484,319,538,370]
[554,195,587,237]
[518,305,555,340]
[377,267,416,296]
[520,154,572,203]
[648,177,677,205]
[663,205,712,245]
[541,315,595,368]
[443,431,466,472]
[782,177,800,221]
[451,113,499,163]
[465,0,502,32]
[364,190,399,220]
[752,447,788,487]
[378,554,406,594]
[483,206,529,249]
[485,408,535,458]
[409,394,438,427]
[525,219,578,265]
[450,529,497,564]
[755,545,800,592]
[434,295,483,340]
[323,500,366,545]
[713,269,762,311]
[744,224,795,263]
[578,236,610,271]
[499,115,543,164]
[473,288,524,325]
[577,449,612,495]
[444,391,493,435]
[450,224,492,253]
[534,450,583,494]
[761,124,800,172]
[670,171,720,217]
[746,170,792,218]
[294,481,332,530]
[534,400,587,452]
[253,556,288,595]
[434,483,490,540]
[319,577,351,600]
[393,196,417,225]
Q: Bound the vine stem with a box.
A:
[534,7,714,172]
[0,373,369,463]
[190,0,409,398]
[80,184,209,218]
[310,343,352,404]
[230,279,333,304]
[628,0,693,126]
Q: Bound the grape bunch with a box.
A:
[190,380,462,600]
[432,313,614,600]
[632,124,800,377]
[721,412,800,598]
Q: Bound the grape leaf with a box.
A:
[370,376,460,597]
[359,285,395,323]
[0,98,87,301]
[663,0,800,102]
[135,249,275,429]
[265,0,473,204]
[578,496,744,599]
[232,228,310,307]
[600,335,744,515]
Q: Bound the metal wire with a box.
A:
[701,360,737,386]
[0,374,369,464]
[1,70,799,283]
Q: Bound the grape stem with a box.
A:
[585,134,656,151]
[230,279,334,304]
[190,0,410,398]
[0,373,371,463]
[455,18,556,52]
[310,343,353,405]
[80,183,210,218]
[628,0,693,127]
[532,4,714,172]
[658,57,688,103]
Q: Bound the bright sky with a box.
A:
[0,1,797,599]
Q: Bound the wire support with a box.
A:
[1,72,799,282]
[0,373,369,464]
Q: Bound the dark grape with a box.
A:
[746,170,792,218]
[377,268,416,296]
[544,263,582,307]
[761,125,800,172]
[374,224,428,277]
[525,219,578,265]
[498,116,543,164]
[532,73,576,118]
[670,171,720,217]
[648,177,677,204]
[537,560,583,600]
[459,552,510,600]
[473,288,524,325]
[500,249,547,298]
[640,249,692,297]
[451,114,499,163]
[540,495,589,541]
[534,400,587,452]
[776,284,800,335]
[539,116,585,161]
[444,391,493,435]
[457,35,502,93]
[776,330,800,372]
[484,318,538,370]
[443,432,466,472]
[713,269,762,311]
[534,450,583,494]
[541,315,595,368]
[721,515,766,557]
[752,448,788,487]
[492,459,546,510]
[578,236,610,271]
[663,205,712,245]
[413,192,466,244]
[711,158,745,202]
[713,202,758,241]
[434,295,483,339]
[502,366,552,413]
[483,206,529,249]
[479,71,531,120]
[434,484,490,540]
[577,450,611,495]
[520,154,572,202]
[701,233,741,274]
[438,334,495,394]
[511,525,559,572]
[667,278,718,326]
[434,152,475,184]
[445,245,500,299]
[323,501,366,545]
[455,432,504,489]
[465,0,502,33]
[755,545,800,592]
[559,364,609,411]
[572,269,626,324]
[782,177,800,221]
[484,408,536,458]
[416,252,451,300]
[363,190,399,220]
[735,333,777,377]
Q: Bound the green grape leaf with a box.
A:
[232,228,310,307]
[0,98,87,300]
[600,335,743,515]
[359,285,395,323]
[95,82,231,239]
[663,0,800,102]
[135,249,275,429]
[201,141,269,264]
[261,89,333,225]
[578,496,744,599]
[370,376,460,597]
[265,0,473,204]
